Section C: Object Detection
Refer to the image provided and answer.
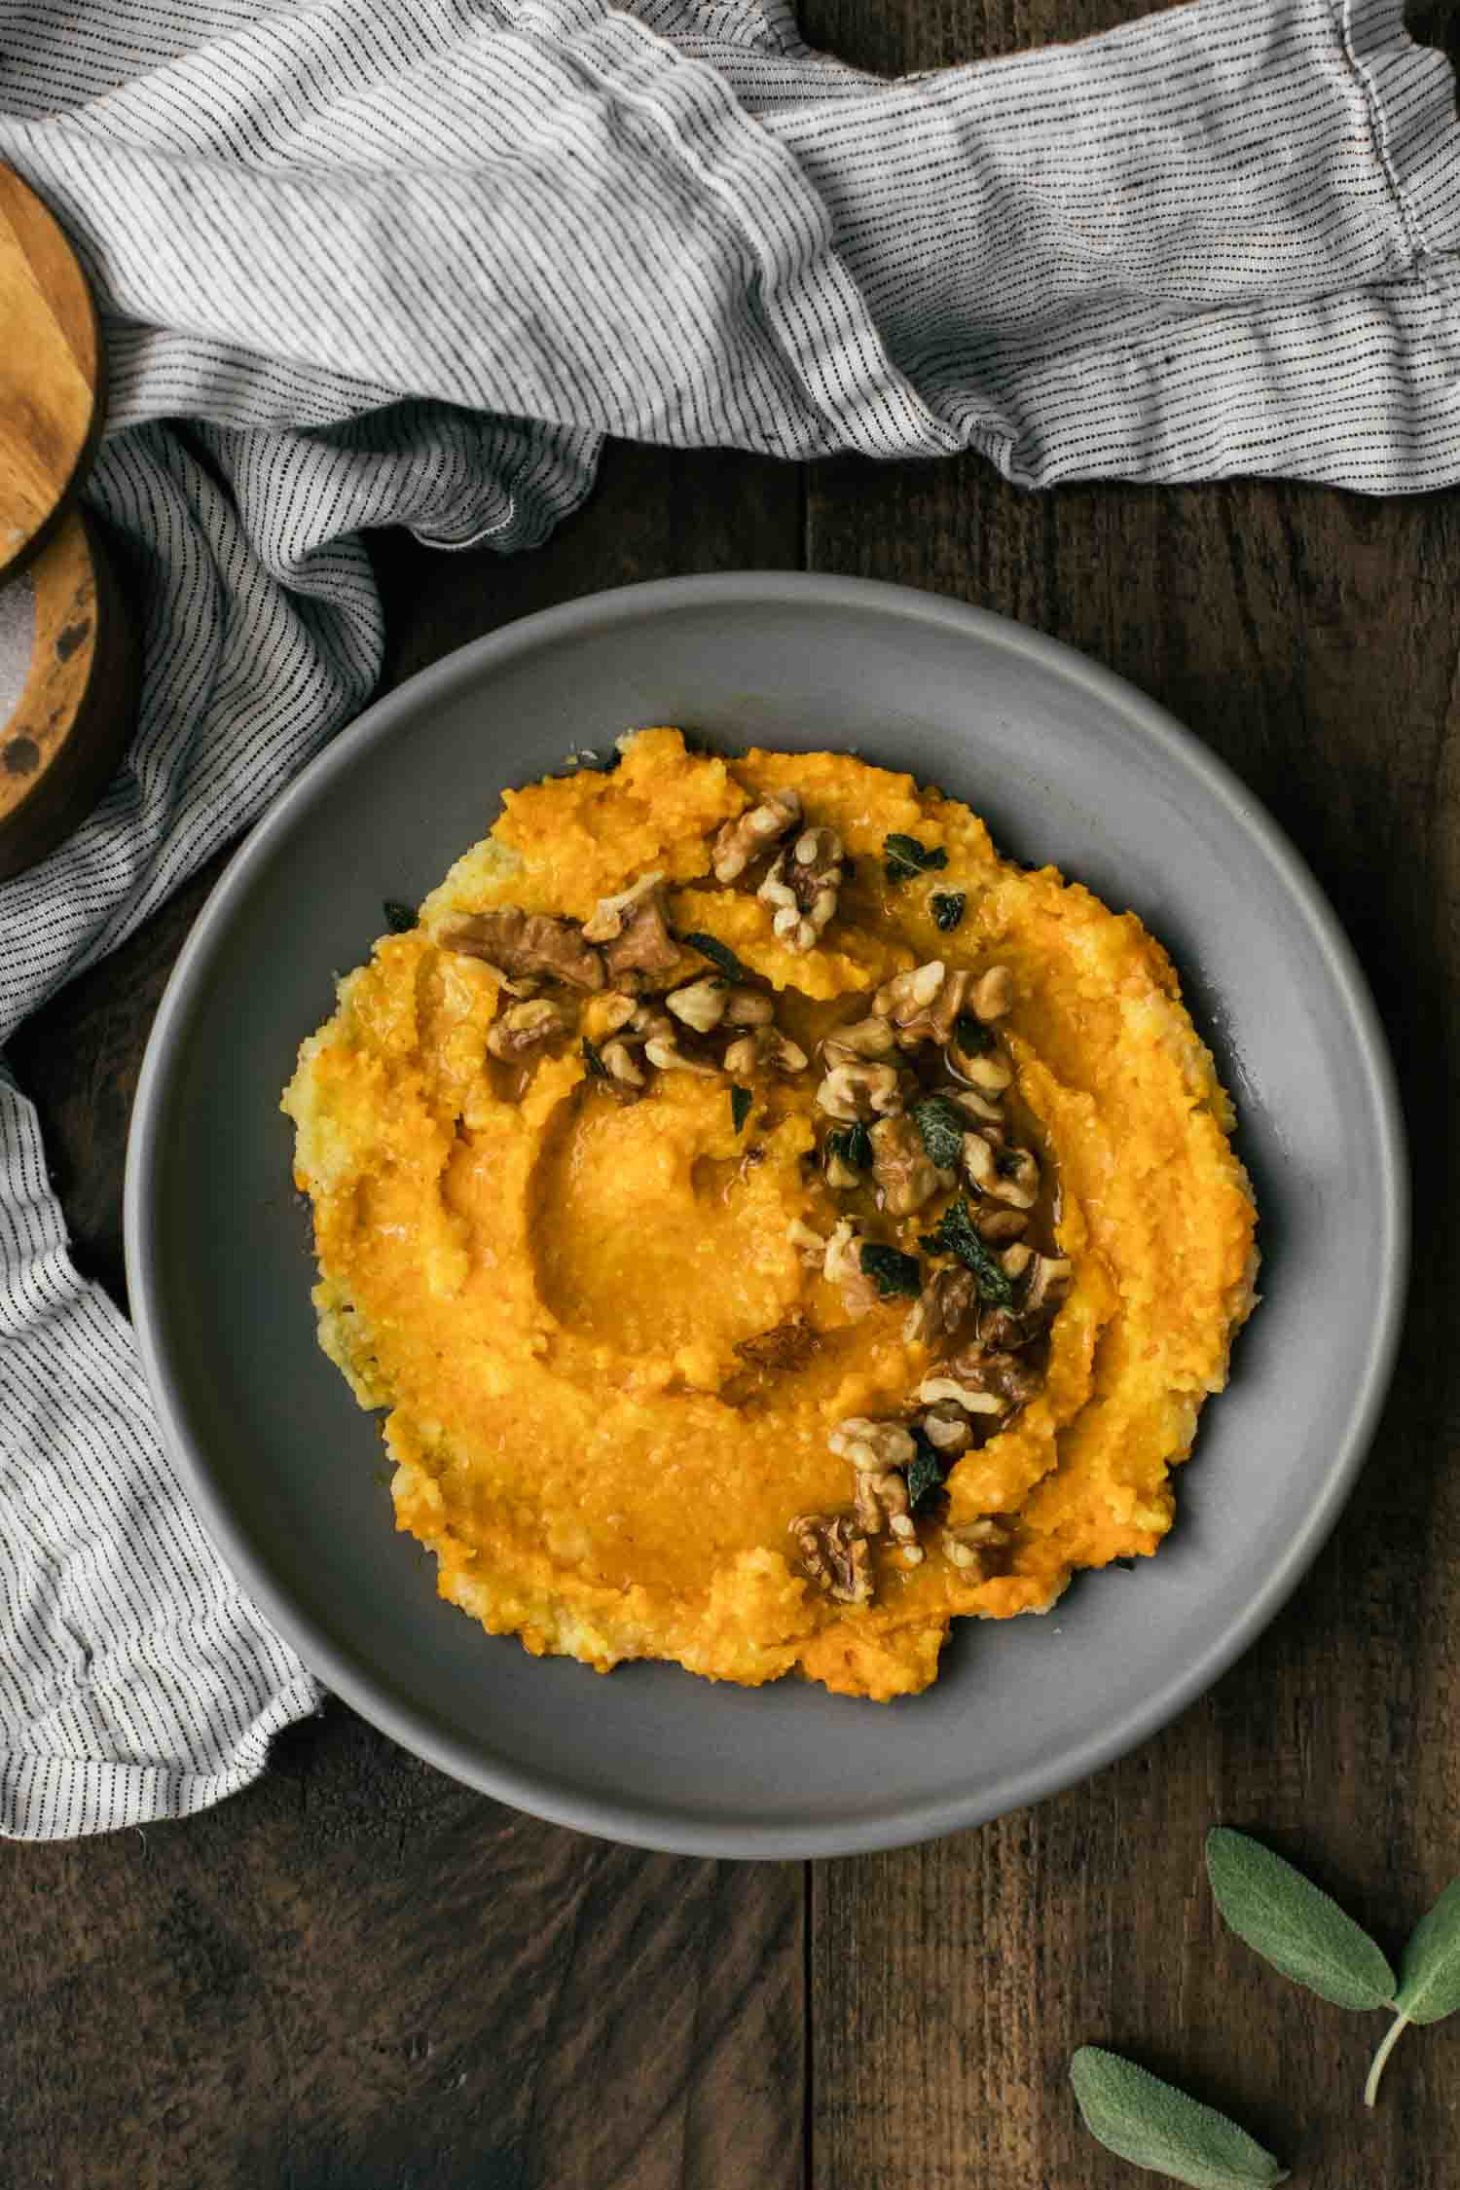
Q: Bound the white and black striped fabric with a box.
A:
[0,0,1455,1838]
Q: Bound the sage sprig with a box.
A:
[1205,1829,1396,2012]
[1070,2048,1287,2189]
[1365,1877,1460,2106]
[1205,1828,1460,2109]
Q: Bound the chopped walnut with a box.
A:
[872,959,971,1047]
[712,790,802,883]
[788,1217,830,1267]
[724,988,775,1027]
[918,1405,973,1457]
[904,1263,975,1349]
[792,1510,873,1605]
[815,1060,903,1124]
[914,1375,1006,1418]
[758,825,845,953]
[828,1414,917,1472]
[442,907,605,991]
[486,996,571,1060]
[944,1345,1044,1407]
[598,1037,648,1090]
[822,1219,880,1316]
[854,1466,917,1544]
[638,1004,720,1077]
[869,1113,944,1217]
[963,1132,1040,1209]
[970,1202,1029,1245]
[822,1014,899,1067]
[1023,1252,1073,1317]
[724,1025,810,1078]
[968,965,1015,1022]
[666,975,729,1032]
[582,871,664,944]
[942,1514,1013,1574]
[734,1315,821,1371]
[587,877,681,989]
[946,1081,1005,1127]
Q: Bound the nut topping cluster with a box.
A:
[434,784,1071,1617]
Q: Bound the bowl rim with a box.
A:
[124,570,1410,1858]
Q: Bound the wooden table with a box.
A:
[5,4,1459,2184]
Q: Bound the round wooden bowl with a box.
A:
[0,165,102,580]
[0,509,140,882]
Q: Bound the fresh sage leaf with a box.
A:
[682,930,751,984]
[383,898,415,934]
[884,832,948,883]
[1206,1828,1397,2013]
[1070,2048,1287,2190]
[904,1425,946,1515]
[859,1243,922,1299]
[730,1083,753,1135]
[919,1196,1015,1308]
[1395,1876,1460,2025]
[581,1038,608,1079]
[1366,1875,1460,2108]
[912,1095,968,1172]
[826,1121,873,1173]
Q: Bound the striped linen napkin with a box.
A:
[0,0,1454,1836]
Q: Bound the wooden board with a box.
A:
[7,6,1460,2186]
[0,509,139,881]
[0,166,102,578]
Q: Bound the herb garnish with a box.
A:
[859,1243,922,1299]
[383,899,415,934]
[581,1038,608,1079]
[1205,1829,1396,2014]
[904,1424,947,1516]
[826,1121,873,1172]
[953,1009,994,1056]
[911,1094,968,1172]
[730,1084,752,1134]
[931,890,966,932]
[682,930,751,984]
[1203,1827,1460,2107]
[1071,2049,1287,2190]
[883,833,949,883]
[920,1196,1015,1307]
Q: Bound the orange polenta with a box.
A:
[282,728,1257,1701]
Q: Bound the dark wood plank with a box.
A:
[799,3,1460,2181]
[2,441,806,2190]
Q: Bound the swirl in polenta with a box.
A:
[282,729,1257,1701]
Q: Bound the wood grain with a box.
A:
[0,166,101,576]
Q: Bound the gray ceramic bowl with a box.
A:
[125,574,1407,1858]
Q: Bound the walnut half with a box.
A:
[791,1511,873,1605]
[443,906,605,991]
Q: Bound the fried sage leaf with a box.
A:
[730,1083,753,1134]
[859,1243,922,1299]
[904,1426,947,1515]
[1366,1874,1460,2106]
[1070,2049,1288,2190]
[883,832,948,883]
[911,1095,967,1172]
[581,1037,609,1079]
[931,890,966,932]
[1206,1828,1397,2013]
[682,930,751,984]
[826,1120,873,1173]
[383,898,415,934]
[920,1196,1015,1308]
